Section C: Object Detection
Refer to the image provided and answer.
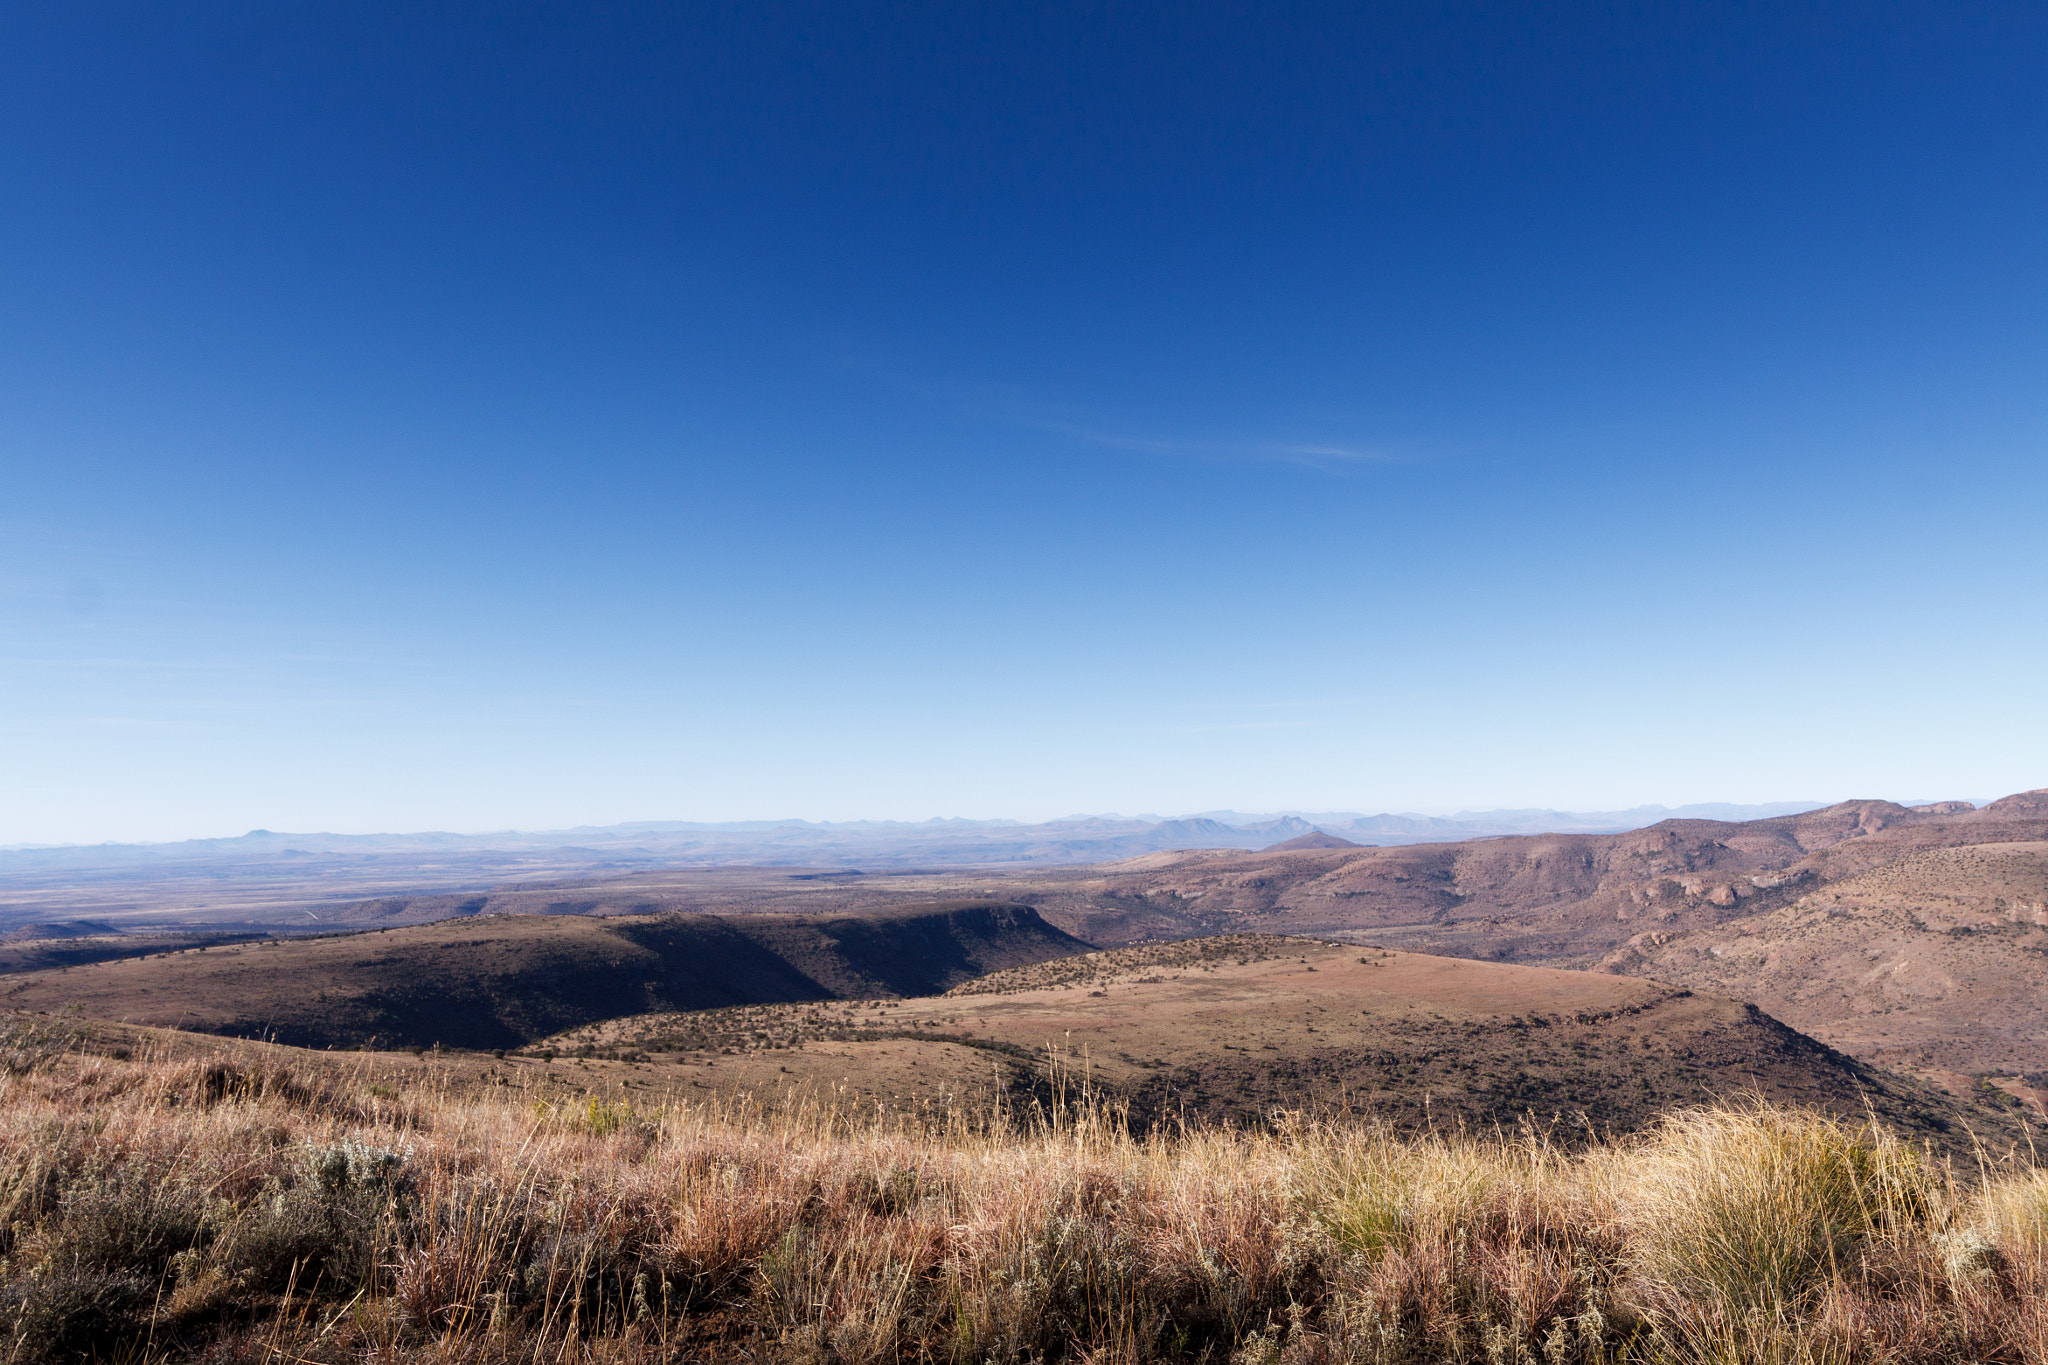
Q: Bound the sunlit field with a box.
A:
[3,1017,2045,1365]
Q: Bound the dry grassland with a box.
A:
[5,1011,2048,1365]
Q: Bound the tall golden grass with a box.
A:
[0,1022,2043,1364]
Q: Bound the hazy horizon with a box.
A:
[16,794,2000,851]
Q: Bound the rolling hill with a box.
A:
[1010,790,2048,1081]
[0,901,1085,1050]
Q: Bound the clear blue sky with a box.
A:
[4,2,2045,843]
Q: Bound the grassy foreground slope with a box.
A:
[3,1012,2048,1364]
[0,902,1086,1050]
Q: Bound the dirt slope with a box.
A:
[0,901,1087,1050]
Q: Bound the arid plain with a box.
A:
[5,791,2047,1129]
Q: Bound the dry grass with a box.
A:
[2,1019,2046,1364]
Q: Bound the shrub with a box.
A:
[41,1160,212,1278]
[0,1269,151,1365]
[211,1141,409,1292]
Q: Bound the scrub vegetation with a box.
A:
[3,1017,2048,1364]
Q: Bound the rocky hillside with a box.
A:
[1018,791,2048,1079]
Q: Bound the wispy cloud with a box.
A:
[1028,420,1396,470]
[839,358,1404,472]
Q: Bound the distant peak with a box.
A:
[1262,829,1361,852]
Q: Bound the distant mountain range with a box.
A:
[0,801,1844,872]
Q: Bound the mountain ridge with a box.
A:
[0,800,1844,862]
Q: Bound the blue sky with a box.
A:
[3,2,2045,842]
